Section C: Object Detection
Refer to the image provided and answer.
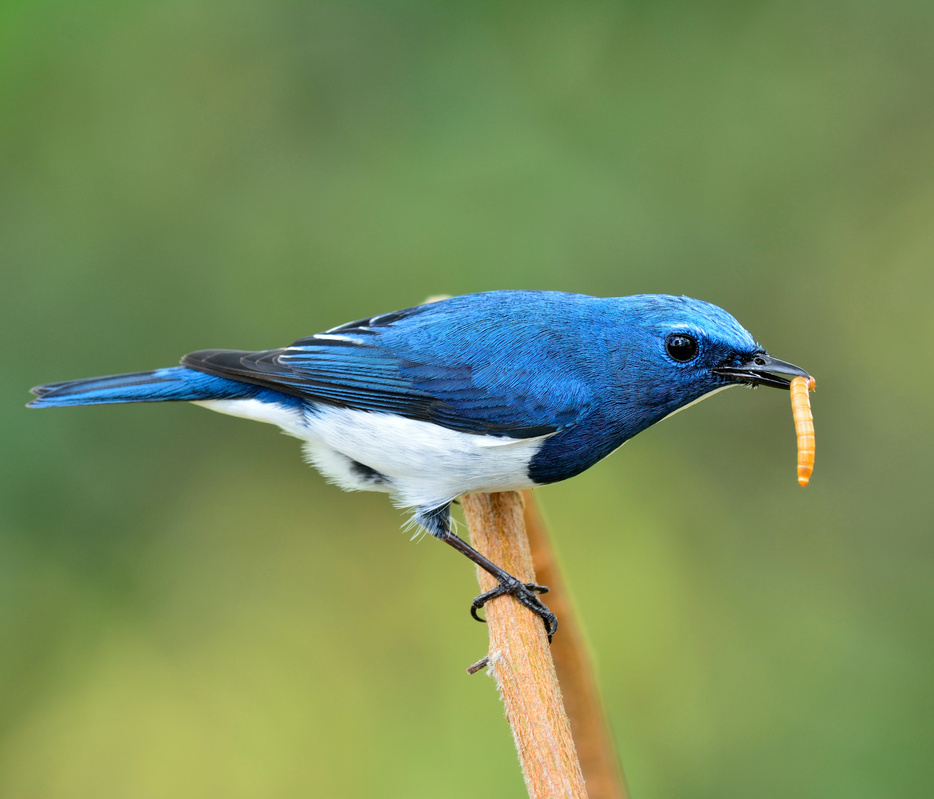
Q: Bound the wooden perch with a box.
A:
[461,491,587,799]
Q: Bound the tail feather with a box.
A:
[28,366,252,408]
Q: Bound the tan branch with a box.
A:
[461,491,588,799]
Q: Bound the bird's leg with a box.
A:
[444,531,558,641]
[420,504,558,641]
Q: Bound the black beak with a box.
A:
[712,353,811,390]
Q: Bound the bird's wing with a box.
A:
[182,304,594,439]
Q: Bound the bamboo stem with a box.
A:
[523,491,629,799]
[461,491,588,799]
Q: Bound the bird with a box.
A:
[28,290,811,638]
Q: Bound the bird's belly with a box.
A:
[301,405,547,508]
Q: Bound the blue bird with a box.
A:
[29,291,810,637]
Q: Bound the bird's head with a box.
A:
[606,295,811,432]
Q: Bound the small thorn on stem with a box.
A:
[466,656,490,675]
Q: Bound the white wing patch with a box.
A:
[310,333,363,344]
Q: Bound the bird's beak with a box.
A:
[712,353,811,390]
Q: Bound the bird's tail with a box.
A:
[28,366,250,408]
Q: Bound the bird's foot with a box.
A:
[470,577,558,641]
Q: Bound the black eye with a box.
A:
[666,333,699,362]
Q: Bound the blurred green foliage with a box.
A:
[2,2,933,797]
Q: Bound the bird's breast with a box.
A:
[300,404,550,509]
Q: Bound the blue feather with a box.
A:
[29,366,302,410]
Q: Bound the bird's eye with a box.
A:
[666,333,699,362]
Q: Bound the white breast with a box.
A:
[194,398,549,512]
[303,405,548,509]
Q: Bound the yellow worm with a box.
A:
[790,375,816,486]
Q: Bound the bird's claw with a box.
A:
[470,578,558,641]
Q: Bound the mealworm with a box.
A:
[790,375,816,486]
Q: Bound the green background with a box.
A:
[2,2,932,797]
